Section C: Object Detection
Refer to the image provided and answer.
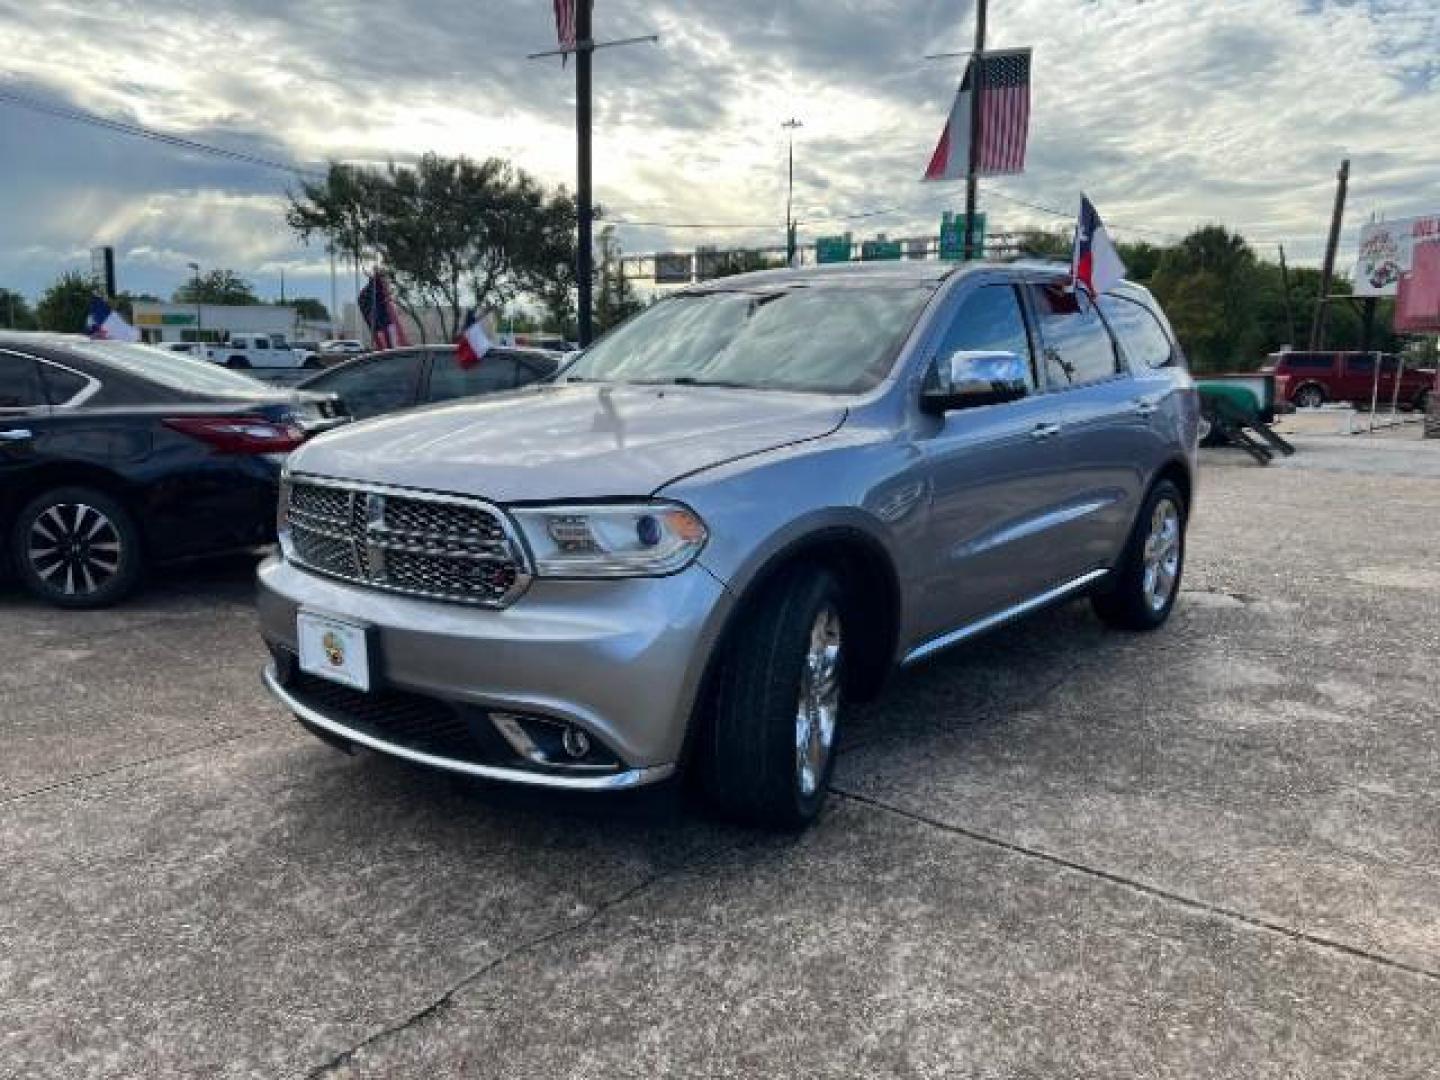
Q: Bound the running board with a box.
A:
[901,568,1110,667]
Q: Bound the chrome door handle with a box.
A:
[1030,422,1062,441]
[1132,397,1160,416]
[0,429,32,441]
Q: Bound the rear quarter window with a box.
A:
[1098,295,1175,369]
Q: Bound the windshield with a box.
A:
[562,285,934,393]
[65,341,271,395]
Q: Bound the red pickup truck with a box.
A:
[1265,351,1436,410]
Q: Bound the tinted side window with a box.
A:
[316,352,422,420]
[426,351,521,404]
[933,284,1035,389]
[1347,355,1374,374]
[40,363,91,405]
[1099,295,1173,369]
[1283,355,1333,371]
[1029,286,1122,388]
[515,355,560,387]
[0,354,44,409]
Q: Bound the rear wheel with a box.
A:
[1416,389,1432,413]
[1294,384,1325,409]
[699,567,844,830]
[1092,480,1186,632]
[226,355,250,369]
[10,487,142,608]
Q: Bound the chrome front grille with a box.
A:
[285,476,529,606]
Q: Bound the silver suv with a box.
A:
[258,261,1197,828]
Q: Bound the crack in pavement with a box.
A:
[0,728,265,808]
[302,840,738,1079]
[832,787,1440,986]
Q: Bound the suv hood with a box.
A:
[289,383,846,502]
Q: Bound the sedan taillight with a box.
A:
[162,416,307,454]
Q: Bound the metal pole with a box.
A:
[963,0,987,261]
[187,261,202,344]
[328,245,338,338]
[1310,158,1349,350]
[782,118,802,264]
[576,0,594,346]
[1278,243,1296,346]
[1368,349,1382,433]
[1388,352,1405,421]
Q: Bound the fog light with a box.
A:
[562,725,591,759]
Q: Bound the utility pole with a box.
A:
[186,261,202,343]
[279,268,286,306]
[1309,157,1349,350]
[782,118,803,266]
[963,0,988,261]
[328,244,338,338]
[1277,243,1296,346]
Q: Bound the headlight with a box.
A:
[512,501,707,578]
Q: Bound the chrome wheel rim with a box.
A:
[795,604,842,798]
[28,503,123,597]
[1141,499,1182,612]
[1196,415,1213,442]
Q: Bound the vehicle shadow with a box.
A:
[0,548,267,613]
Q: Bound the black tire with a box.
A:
[10,486,143,609]
[1416,389,1432,414]
[1091,480,1186,632]
[699,566,845,830]
[1197,408,1224,447]
[226,355,250,369]
[1294,384,1325,409]
[303,356,325,370]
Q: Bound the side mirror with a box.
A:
[922,350,1030,413]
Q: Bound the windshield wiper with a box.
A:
[636,376,758,389]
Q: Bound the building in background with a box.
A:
[130,302,299,345]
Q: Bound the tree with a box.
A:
[291,298,330,323]
[595,226,643,333]
[0,288,36,329]
[1148,227,1260,372]
[286,154,579,342]
[36,271,94,333]
[174,269,260,306]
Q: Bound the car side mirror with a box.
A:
[921,350,1030,413]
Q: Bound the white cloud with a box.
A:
[0,0,1436,300]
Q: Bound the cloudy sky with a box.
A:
[0,0,1436,309]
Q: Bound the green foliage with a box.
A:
[286,154,578,342]
[291,297,330,322]
[174,269,260,306]
[595,226,643,334]
[0,288,36,329]
[35,271,94,333]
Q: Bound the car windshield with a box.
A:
[64,341,269,394]
[561,284,935,393]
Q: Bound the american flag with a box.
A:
[974,49,1030,176]
[924,48,1031,182]
[554,0,577,52]
[358,269,409,350]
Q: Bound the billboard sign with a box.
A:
[1354,213,1440,297]
[654,253,693,285]
[939,211,987,261]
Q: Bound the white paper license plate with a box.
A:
[297,611,372,691]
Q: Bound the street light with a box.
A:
[186,261,202,345]
[782,118,803,266]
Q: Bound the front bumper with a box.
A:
[256,556,733,787]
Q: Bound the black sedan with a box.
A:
[0,333,347,608]
[298,344,561,420]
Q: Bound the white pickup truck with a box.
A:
[213,333,320,370]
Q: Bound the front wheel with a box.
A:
[1092,480,1186,631]
[699,567,845,830]
[10,487,143,608]
[1294,384,1325,409]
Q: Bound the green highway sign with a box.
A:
[815,234,853,264]
[939,211,987,261]
[861,236,903,261]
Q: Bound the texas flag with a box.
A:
[1072,194,1126,296]
[455,308,492,370]
[85,296,140,342]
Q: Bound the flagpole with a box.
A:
[963,0,987,261]
[576,0,594,346]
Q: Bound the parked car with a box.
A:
[297,344,561,420]
[213,333,321,371]
[257,261,1197,828]
[1264,350,1435,410]
[0,333,348,608]
[318,339,365,356]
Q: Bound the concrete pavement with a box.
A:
[2,436,1437,1078]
